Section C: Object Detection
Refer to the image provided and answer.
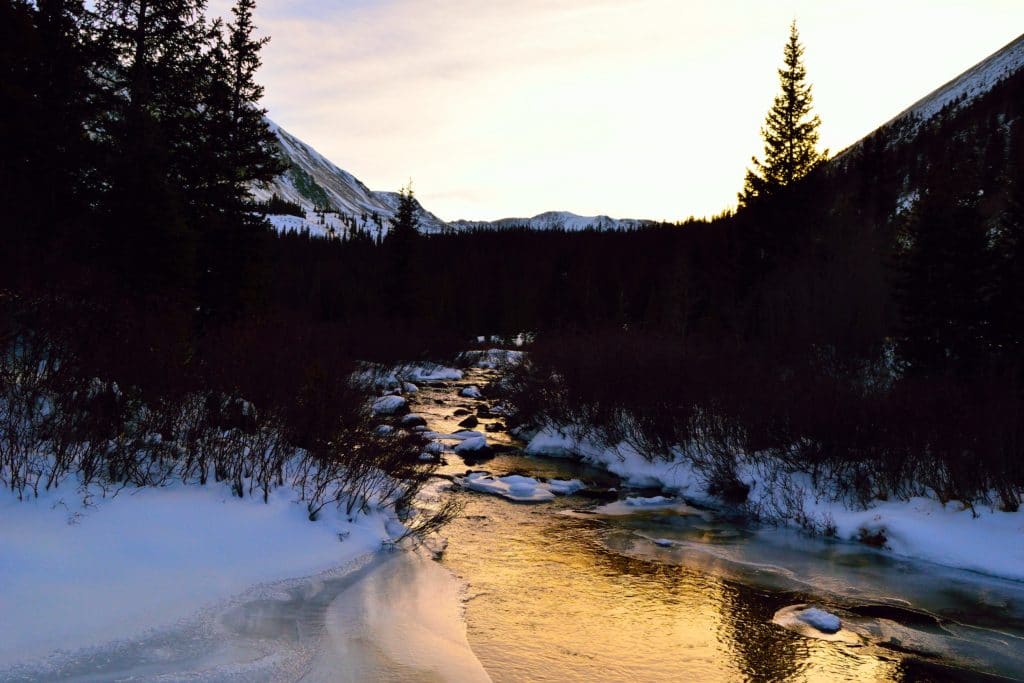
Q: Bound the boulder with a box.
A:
[371,395,409,416]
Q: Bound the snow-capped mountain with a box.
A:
[252,119,448,238]
[254,121,655,236]
[449,211,653,232]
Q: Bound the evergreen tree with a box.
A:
[195,0,283,319]
[388,183,420,241]
[225,0,282,192]
[383,184,420,317]
[1,0,97,286]
[740,21,826,207]
[91,0,212,299]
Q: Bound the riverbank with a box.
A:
[521,421,1024,583]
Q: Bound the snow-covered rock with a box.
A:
[458,473,555,503]
[460,385,482,399]
[371,395,409,416]
[400,413,427,428]
[456,473,586,503]
[454,436,490,455]
[796,607,842,634]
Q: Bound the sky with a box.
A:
[210,0,1024,222]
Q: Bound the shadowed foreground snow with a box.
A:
[0,483,391,669]
[0,485,489,681]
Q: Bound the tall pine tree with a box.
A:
[195,0,283,319]
[740,21,826,207]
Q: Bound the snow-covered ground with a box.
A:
[524,424,1024,582]
[265,211,381,240]
[0,482,400,668]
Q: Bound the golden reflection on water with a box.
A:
[413,369,972,683]
[441,489,904,683]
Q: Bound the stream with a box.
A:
[418,365,1024,682]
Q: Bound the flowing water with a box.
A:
[417,366,1024,682]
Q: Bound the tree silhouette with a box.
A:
[740,21,826,206]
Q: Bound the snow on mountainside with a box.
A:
[252,119,448,237]
[841,32,1024,157]
[449,211,654,232]
[895,32,1024,124]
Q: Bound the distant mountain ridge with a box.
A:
[449,211,654,232]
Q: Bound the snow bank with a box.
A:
[0,483,391,667]
[352,363,461,392]
[525,426,699,491]
[822,497,1024,582]
[314,551,491,681]
[529,421,1024,582]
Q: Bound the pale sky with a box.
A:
[213,0,1024,221]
